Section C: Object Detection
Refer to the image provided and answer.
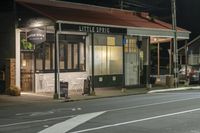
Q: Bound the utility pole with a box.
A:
[171,0,178,88]
[120,0,123,9]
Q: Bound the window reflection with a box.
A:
[91,34,123,75]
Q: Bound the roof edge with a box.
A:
[15,0,138,15]
[57,20,190,39]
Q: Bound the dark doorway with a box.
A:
[20,52,34,92]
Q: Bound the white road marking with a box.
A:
[70,108,200,133]
[38,111,105,133]
[77,108,82,111]
[43,125,49,128]
[2,96,200,128]
[105,96,200,113]
[16,107,81,116]
[30,111,54,116]
[72,108,76,111]
[148,86,200,93]
[0,115,74,128]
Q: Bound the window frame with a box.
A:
[59,40,86,72]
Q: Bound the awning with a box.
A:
[16,0,190,39]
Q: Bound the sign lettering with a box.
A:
[61,24,126,34]
[27,28,46,44]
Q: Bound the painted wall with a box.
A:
[35,72,88,95]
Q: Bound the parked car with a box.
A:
[179,65,200,84]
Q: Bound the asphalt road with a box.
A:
[1,91,200,133]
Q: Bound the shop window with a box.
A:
[35,33,54,72]
[59,35,86,72]
[125,37,137,53]
[20,27,55,73]
[91,34,123,75]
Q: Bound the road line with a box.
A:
[148,86,200,93]
[105,96,200,113]
[70,108,200,133]
[38,111,105,133]
[0,115,74,128]
[16,107,78,116]
[2,96,200,128]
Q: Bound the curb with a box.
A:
[61,91,148,102]
[148,86,200,93]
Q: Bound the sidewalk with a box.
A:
[0,87,148,106]
[1,85,200,106]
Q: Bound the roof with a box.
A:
[16,0,190,39]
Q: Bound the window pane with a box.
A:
[79,42,85,71]
[35,44,43,71]
[94,34,107,45]
[108,46,123,74]
[67,44,72,69]
[94,46,107,75]
[60,44,65,69]
[58,34,86,72]
[73,44,78,69]
[45,43,51,70]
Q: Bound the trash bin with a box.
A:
[60,81,68,98]
[83,77,90,95]
[166,75,174,88]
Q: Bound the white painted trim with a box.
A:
[56,20,190,39]
[15,29,21,89]
[57,31,87,35]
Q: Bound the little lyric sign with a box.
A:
[60,23,127,34]
[79,25,110,33]
[27,28,46,44]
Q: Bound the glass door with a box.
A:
[125,37,139,86]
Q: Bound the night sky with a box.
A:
[1,0,199,40]
[63,0,200,40]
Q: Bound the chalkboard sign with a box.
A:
[60,82,68,98]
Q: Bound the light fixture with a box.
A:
[153,37,158,42]
[22,60,27,67]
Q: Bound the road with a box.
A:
[1,91,200,133]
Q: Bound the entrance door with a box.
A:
[20,52,34,92]
[125,53,139,86]
[124,37,140,86]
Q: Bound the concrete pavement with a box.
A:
[2,89,200,133]
[1,85,200,106]
[0,87,148,106]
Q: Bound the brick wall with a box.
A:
[0,58,16,92]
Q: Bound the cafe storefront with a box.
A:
[18,21,143,95]
[15,0,190,96]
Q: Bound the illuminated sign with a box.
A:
[61,24,126,34]
[27,28,46,44]
[79,25,110,33]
